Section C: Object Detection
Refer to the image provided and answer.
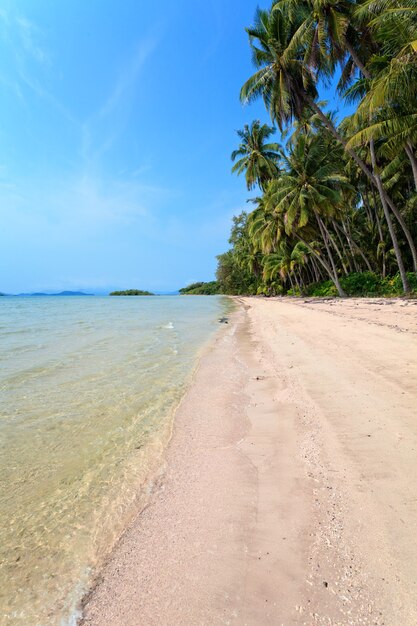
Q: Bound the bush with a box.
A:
[286,287,302,296]
[305,272,417,298]
[341,272,382,296]
[381,273,417,296]
[257,283,284,296]
[306,280,338,297]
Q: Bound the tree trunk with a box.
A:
[310,256,321,282]
[332,219,354,272]
[405,141,417,191]
[362,190,374,224]
[316,215,347,297]
[335,220,374,273]
[309,100,376,181]
[344,41,371,79]
[295,233,342,289]
[325,222,350,275]
[341,218,360,272]
[293,272,302,294]
[370,188,387,276]
[370,140,410,293]
[384,193,417,272]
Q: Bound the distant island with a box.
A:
[20,291,93,296]
[179,282,220,295]
[109,290,154,296]
[1,291,93,297]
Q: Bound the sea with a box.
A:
[0,295,231,626]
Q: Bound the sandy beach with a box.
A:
[81,297,417,626]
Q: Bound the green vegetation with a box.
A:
[109,290,154,296]
[216,0,417,298]
[302,272,417,298]
[179,281,220,295]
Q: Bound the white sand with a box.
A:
[81,297,417,625]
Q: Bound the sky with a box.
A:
[0,0,348,294]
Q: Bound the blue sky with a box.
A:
[0,0,348,294]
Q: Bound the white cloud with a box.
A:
[0,173,173,230]
[80,36,159,166]
[98,38,157,120]
[16,16,49,65]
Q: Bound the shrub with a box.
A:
[305,272,417,298]
[306,281,338,297]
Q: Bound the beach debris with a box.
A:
[218,317,229,324]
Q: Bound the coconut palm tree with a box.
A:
[239,5,378,194]
[240,3,415,290]
[247,189,286,255]
[270,132,352,295]
[347,0,417,186]
[231,120,282,190]
[273,0,375,80]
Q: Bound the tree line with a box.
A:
[216,0,417,297]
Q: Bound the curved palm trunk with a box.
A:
[333,220,374,273]
[369,140,410,293]
[315,215,347,297]
[341,220,361,272]
[293,271,302,293]
[362,191,374,224]
[310,256,321,282]
[370,187,387,277]
[344,41,372,80]
[324,222,349,275]
[309,99,375,180]
[384,195,417,272]
[308,99,417,272]
[332,219,354,272]
[295,231,346,297]
[405,142,417,191]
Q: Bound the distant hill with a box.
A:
[179,281,220,295]
[54,291,93,296]
[16,291,93,296]
[109,289,154,296]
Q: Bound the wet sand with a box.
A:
[81,297,417,625]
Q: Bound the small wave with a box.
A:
[161,322,174,330]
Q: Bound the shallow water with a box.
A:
[0,295,231,625]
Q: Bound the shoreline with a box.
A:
[80,301,252,625]
[70,303,234,625]
[80,296,417,625]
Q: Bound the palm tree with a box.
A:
[240,7,317,130]
[247,190,286,255]
[347,0,417,186]
[269,132,353,296]
[231,120,281,190]
[342,111,415,287]
[273,0,375,80]
[240,3,415,290]
[239,5,380,192]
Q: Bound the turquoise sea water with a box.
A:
[0,296,230,626]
